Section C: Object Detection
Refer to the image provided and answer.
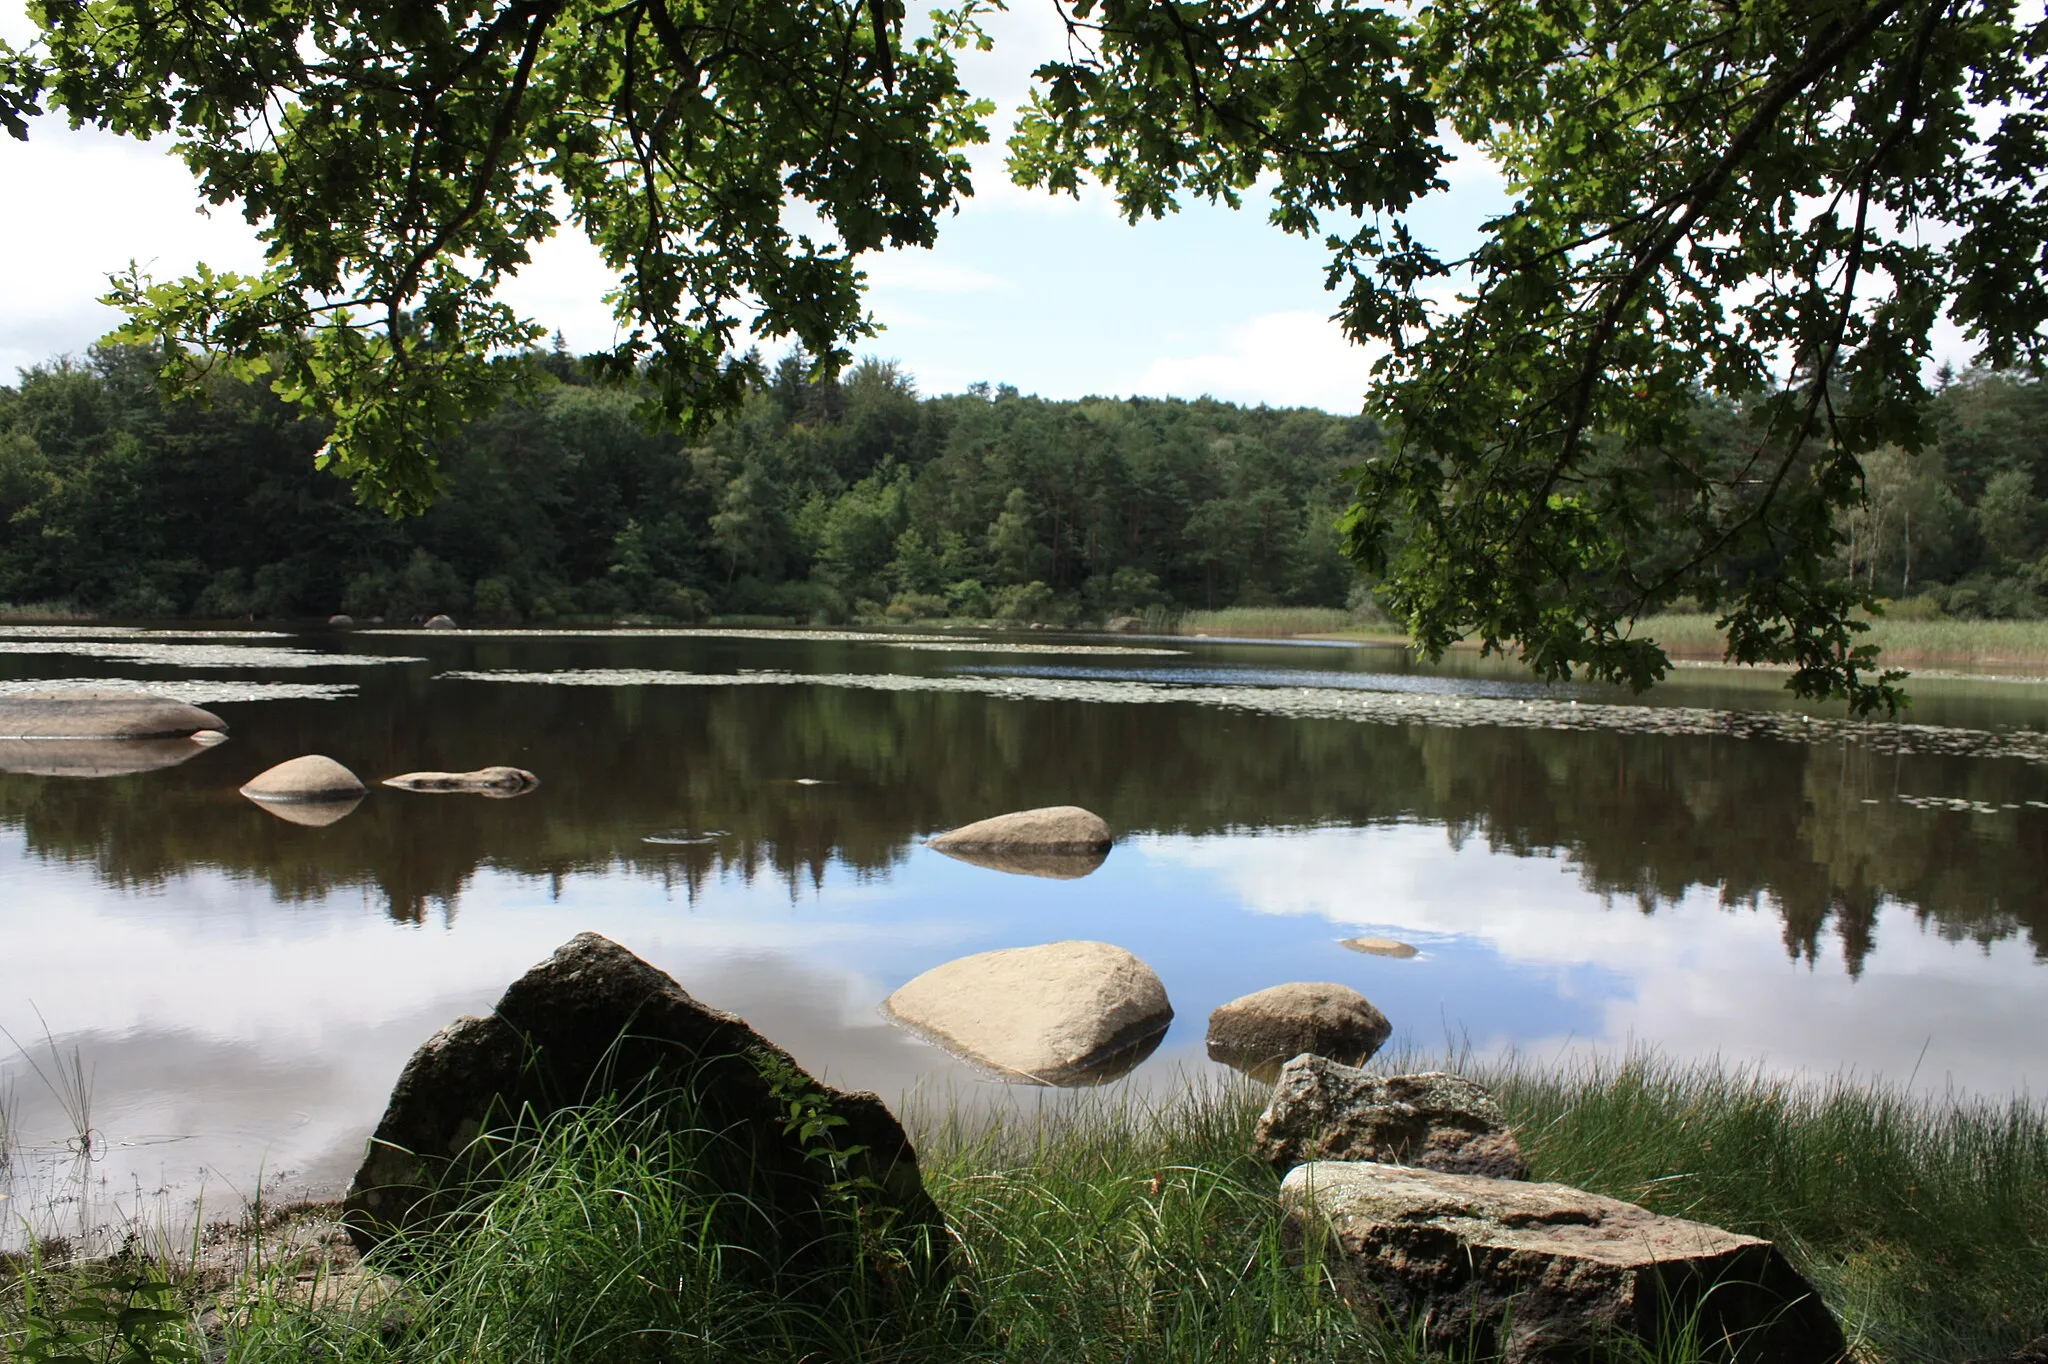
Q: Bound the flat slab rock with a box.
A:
[884,940,1170,1085]
[1253,1055,1529,1180]
[344,933,951,1299]
[1207,983,1391,1079]
[928,805,1111,853]
[1283,1162,1846,1364]
[0,692,226,739]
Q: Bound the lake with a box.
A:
[2,623,2045,1245]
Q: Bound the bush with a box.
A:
[994,580,1055,623]
[192,568,252,618]
[944,578,990,618]
[472,576,522,624]
[887,592,948,620]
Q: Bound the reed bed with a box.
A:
[3,1056,2043,1363]
[1175,606,1370,638]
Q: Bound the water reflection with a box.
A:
[0,628,2044,1243]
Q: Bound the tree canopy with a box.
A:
[5,0,2046,710]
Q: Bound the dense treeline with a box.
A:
[4,345,2048,625]
[0,345,1370,625]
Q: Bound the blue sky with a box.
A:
[0,2,1514,410]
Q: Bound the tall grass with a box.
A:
[1176,606,1375,638]
[0,602,87,624]
[1627,612,2048,670]
[5,1058,2044,1363]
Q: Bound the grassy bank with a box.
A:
[4,1056,2045,1362]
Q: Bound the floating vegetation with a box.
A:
[1895,795,2033,815]
[0,678,357,703]
[0,641,421,670]
[437,666,2048,766]
[359,626,1184,656]
[0,626,287,641]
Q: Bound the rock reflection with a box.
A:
[929,844,1108,880]
[0,738,210,778]
[247,795,364,828]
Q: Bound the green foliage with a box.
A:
[3,1257,199,1364]
[15,0,996,515]
[0,346,1373,624]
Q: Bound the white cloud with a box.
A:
[1141,310,1376,412]
[862,253,1007,295]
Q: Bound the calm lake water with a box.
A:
[2,623,2045,1243]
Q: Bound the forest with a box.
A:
[0,343,2045,628]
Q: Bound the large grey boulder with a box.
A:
[382,766,539,797]
[0,692,226,739]
[884,941,1171,1085]
[240,755,367,802]
[344,934,954,1303]
[928,806,1111,854]
[1253,1056,1528,1179]
[422,614,458,630]
[1206,983,1391,1081]
[1282,1162,1846,1364]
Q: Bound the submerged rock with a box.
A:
[1206,983,1391,1080]
[1339,936,1418,959]
[884,940,1171,1085]
[1281,1162,1846,1364]
[382,766,539,797]
[240,755,367,802]
[928,805,1111,854]
[190,729,229,746]
[1252,1056,1528,1180]
[0,692,226,739]
[344,933,954,1304]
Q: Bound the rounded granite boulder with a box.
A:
[0,692,227,740]
[1206,982,1392,1079]
[884,940,1171,1085]
[240,754,367,802]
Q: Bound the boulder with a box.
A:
[422,614,458,630]
[884,941,1171,1085]
[0,738,208,778]
[382,766,539,797]
[1340,936,1418,959]
[1252,1056,1528,1179]
[1282,1162,1846,1364]
[344,934,953,1306]
[928,805,1111,855]
[190,729,229,745]
[0,692,227,739]
[928,844,1107,880]
[1206,983,1391,1080]
[328,614,354,627]
[240,755,367,802]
